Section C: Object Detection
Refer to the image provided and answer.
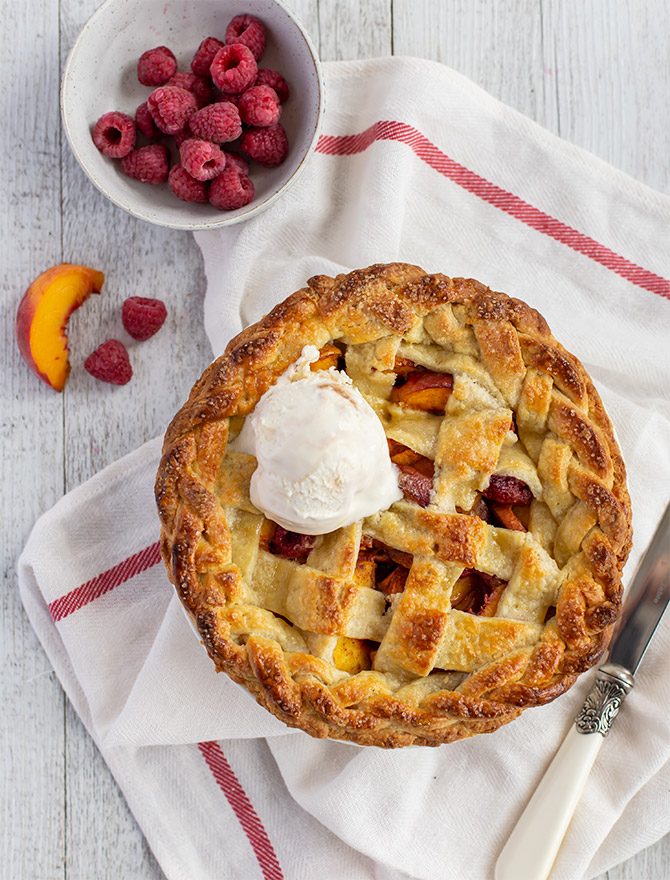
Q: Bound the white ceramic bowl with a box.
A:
[61,0,324,229]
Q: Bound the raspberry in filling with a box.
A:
[481,475,533,531]
[264,522,316,562]
[483,474,533,506]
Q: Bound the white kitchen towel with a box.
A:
[20,57,670,880]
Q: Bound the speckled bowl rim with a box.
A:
[61,0,325,230]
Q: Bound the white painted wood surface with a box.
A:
[2,1,668,877]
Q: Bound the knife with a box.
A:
[495,500,670,880]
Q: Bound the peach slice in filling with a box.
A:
[310,342,342,371]
[357,537,411,599]
[451,569,507,616]
[390,369,454,414]
[489,503,527,532]
[333,636,374,673]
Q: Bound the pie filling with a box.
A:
[243,345,541,676]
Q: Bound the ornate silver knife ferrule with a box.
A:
[575,663,635,737]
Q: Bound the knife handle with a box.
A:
[495,664,634,880]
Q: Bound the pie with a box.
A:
[155,263,632,748]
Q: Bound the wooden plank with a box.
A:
[546,0,670,193]
[315,0,392,59]
[608,833,670,880]
[58,1,211,875]
[393,0,550,126]
[0,0,67,877]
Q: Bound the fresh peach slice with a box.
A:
[390,370,454,413]
[15,263,104,391]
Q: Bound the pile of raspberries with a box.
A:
[91,14,290,211]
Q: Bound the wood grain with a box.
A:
[1,1,66,878]
[1,0,668,877]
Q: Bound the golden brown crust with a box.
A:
[155,264,632,748]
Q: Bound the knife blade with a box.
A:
[495,500,670,880]
[608,501,670,675]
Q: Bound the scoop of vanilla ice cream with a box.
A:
[233,345,402,535]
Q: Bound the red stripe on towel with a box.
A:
[48,541,162,622]
[316,121,670,301]
[198,741,284,880]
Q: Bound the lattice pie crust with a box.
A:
[156,264,632,748]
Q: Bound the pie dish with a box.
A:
[155,263,632,748]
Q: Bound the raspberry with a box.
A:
[180,138,226,181]
[225,14,266,61]
[92,112,136,158]
[209,166,255,211]
[121,144,169,184]
[84,340,132,385]
[210,44,257,94]
[137,46,177,86]
[241,123,288,166]
[147,86,197,135]
[121,296,168,340]
[174,124,192,148]
[214,90,240,106]
[189,102,241,143]
[255,68,289,102]
[168,164,209,203]
[167,72,212,108]
[191,36,224,77]
[223,152,249,175]
[238,85,281,127]
[135,102,159,139]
